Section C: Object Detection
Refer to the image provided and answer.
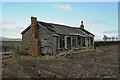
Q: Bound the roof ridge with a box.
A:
[21,20,94,37]
[38,21,79,29]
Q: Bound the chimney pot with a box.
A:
[31,16,37,19]
[80,21,84,29]
[31,16,38,39]
[81,21,83,24]
[31,16,37,23]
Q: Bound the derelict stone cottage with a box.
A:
[21,17,94,56]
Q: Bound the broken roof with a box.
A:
[21,21,94,37]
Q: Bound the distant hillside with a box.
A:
[94,39,103,41]
[0,36,9,39]
[0,36,22,41]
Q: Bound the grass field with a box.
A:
[1,41,22,52]
[2,44,119,78]
[94,41,120,47]
[1,41,120,52]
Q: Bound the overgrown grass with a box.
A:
[2,55,60,78]
[2,44,119,78]
[3,59,28,78]
[16,57,58,67]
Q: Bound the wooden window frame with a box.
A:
[60,35,65,49]
[72,36,77,47]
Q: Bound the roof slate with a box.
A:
[21,21,94,37]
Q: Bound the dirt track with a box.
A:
[2,44,119,78]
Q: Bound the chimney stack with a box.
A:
[29,16,40,56]
[80,21,84,29]
[31,16,38,39]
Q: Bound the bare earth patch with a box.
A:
[2,45,119,78]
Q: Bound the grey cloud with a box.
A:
[16,27,24,29]
[2,27,12,31]
[103,30,118,33]
[51,4,72,11]
[0,21,14,25]
[86,20,109,24]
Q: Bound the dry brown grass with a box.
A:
[2,44,119,78]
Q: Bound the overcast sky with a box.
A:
[1,1,118,40]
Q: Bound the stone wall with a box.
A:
[28,17,40,56]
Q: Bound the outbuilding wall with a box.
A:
[38,25,53,55]
[22,28,31,54]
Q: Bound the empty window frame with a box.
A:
[72,36,77,47]
[60,35,65,49]
[82,37,86,47]
[91,38,93,45]
[78,37,81,46]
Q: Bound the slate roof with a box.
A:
[79,28,94,36]
[21,21,94,37]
